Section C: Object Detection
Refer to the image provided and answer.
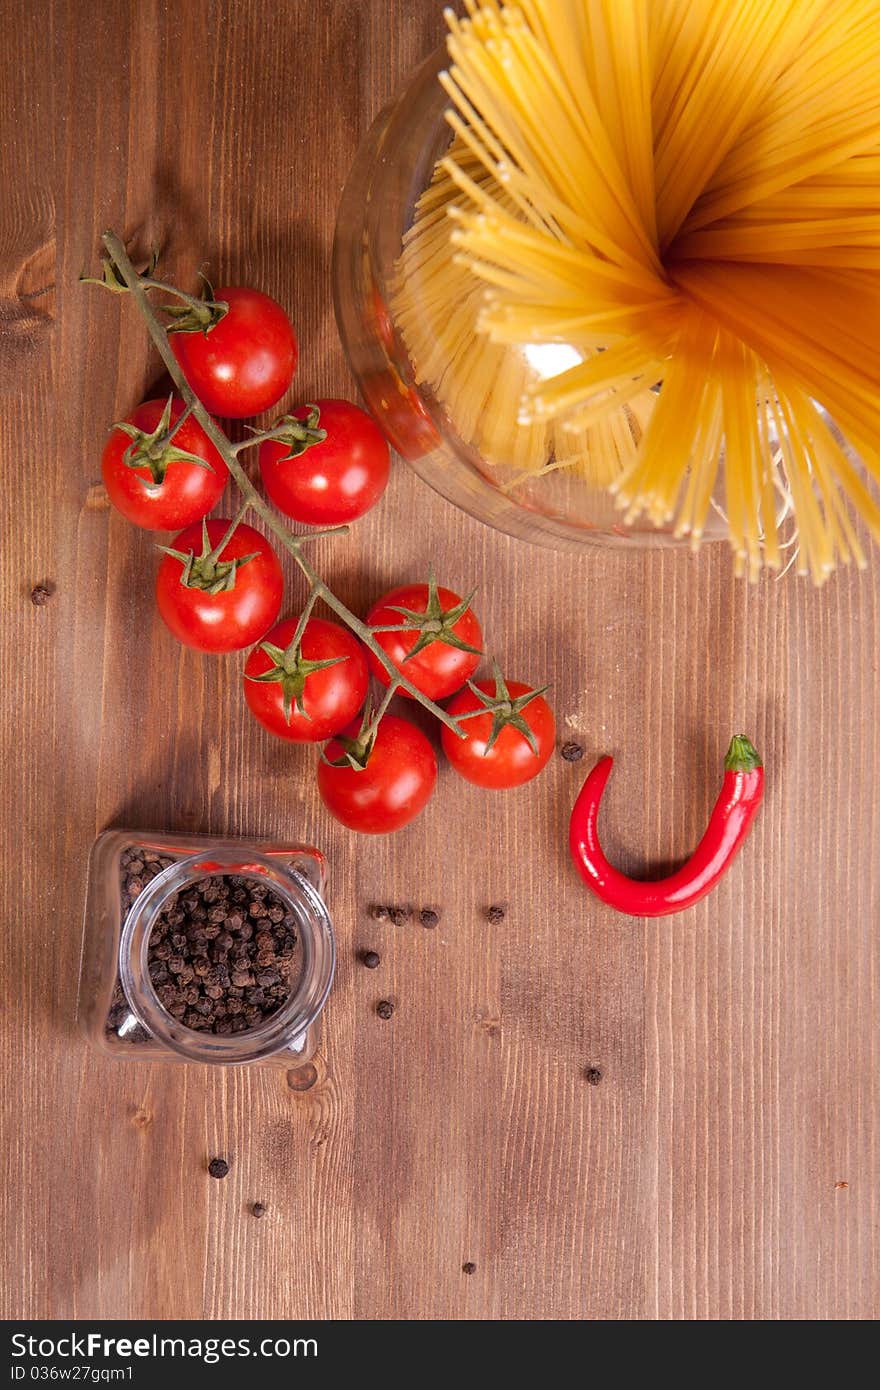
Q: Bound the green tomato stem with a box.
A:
[284,589,321,663]
[140,276,218,320]
[362,680,400,744]
[231,424,302,455]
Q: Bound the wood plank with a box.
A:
[0,0,876,1321]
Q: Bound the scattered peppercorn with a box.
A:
[419,907,439,928]
[388,906,411,927]
[251,1201,268,1218]
[560,741,584,762]
[462,1262,477,1275]
[369,905,389,922]
[208,1157,230,1179]
[584,1066,603,1086]
[376,1000,394,1020]
[30,583,53,607]
[361,950,381,969]
[486,904,506,924]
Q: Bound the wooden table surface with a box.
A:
[2,0,877,1322]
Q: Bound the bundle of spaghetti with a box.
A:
[392,0,880,580]
[395,141,658,485]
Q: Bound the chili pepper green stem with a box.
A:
[99,229,466,736]
[724,734,762,773]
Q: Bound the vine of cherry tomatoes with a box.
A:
[99,278,553,834]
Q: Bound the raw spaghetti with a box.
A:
[392,0,880,581]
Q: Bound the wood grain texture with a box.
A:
[1,0,877,1322]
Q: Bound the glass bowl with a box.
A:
[332,46,725,552]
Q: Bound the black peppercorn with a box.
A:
[361,950,381,969]
[486,904,506,924]
[251,1202,267,1218]
[376,1000,394,1020]
[419,907,440,928]
[142,872,300,1036]
[560,741,585,762]
[208,1157,229,1179]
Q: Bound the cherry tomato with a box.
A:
[243,615,368,742]
[442,677,555,789]
[366,580,482,701]
[258,400,391,525]
[317,715,438,834]
[156,519,283,653]
[370,287,396,354]
[170,288,298,419]
[101,397,228,530]
[360,366,440,462]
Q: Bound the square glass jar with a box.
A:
[78,830,335,1067]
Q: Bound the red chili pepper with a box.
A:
[569,735,764,917]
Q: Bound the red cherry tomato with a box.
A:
[442,679,555,788]
[243,616,368,742]
[360,366,440,462]
[101,397,228,530]
[156,519,283,653]
[370,287,396,353]
[258,400,391,525]
[317,715,438,834]
[170,288,298,419]
[366,582,482,701]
